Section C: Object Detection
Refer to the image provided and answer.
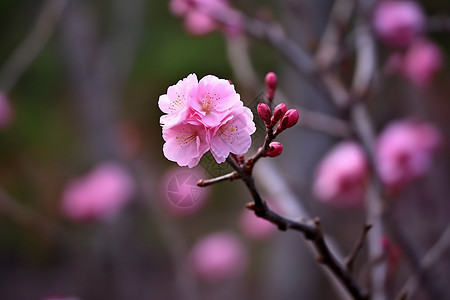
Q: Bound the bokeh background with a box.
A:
[0,0,449,299]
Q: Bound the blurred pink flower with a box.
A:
[160,167,209,216]
[159,74,255,167]
[190,231,247,282]
[312,142,369,207]
[376,119,441,192]
[239,209,276,241]
[169,0,242,36]
[0,92,14,128]
[61,162,135,221]
[402,39,443,87]
[372,1,425,47]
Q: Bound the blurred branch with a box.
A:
[345,224,372,273]
[225,36,259,91]
[427,15,450,32]
[315,0,355,69]
[0,0,70,93]
[397,223,450,299]
[388,212,448,300]
[0,187,66,243]
[96,0,146,93]
[299,107,352,138]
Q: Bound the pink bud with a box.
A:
[271,103,287,125]
[265,72,277,101]
[263,142,283,157]
[257,103,272,125]
[279,109,299,130]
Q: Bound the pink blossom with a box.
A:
[189,75,242,127]
[372,1,425,47]
[239,209,276,241]
[159,73,198,127]
[189,231,247,282]
[163,119,210,167]
[61,162,135,221]
[376,119,441,192]
[169,0,242,36]
[209,106,256,163]
[402,39,443,87]
[0,92,13,128]
[312,142,369,207]
[159,74,255,167]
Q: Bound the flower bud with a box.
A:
[279,109,299,130]
[257,103,272,125]
[263,142,283,157]
[265,72,277,101]
[271,103,287,125]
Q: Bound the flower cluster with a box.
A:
[312,119,441,207]
[159,74,256,168]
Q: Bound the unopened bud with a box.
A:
[271,103,287,125]
[257,103,272,125]
[265,72,277,101]
[263,142,283,157]
[280,109,299,130]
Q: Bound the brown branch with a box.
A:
[345,224,373,272]
[197,171,240,187]
[223,156,368,300]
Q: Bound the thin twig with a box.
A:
[197,171,239,187]
[396,223,450,299]
[345,224,373,272]
[315,0,355,69]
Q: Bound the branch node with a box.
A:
[246,202,255,210]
